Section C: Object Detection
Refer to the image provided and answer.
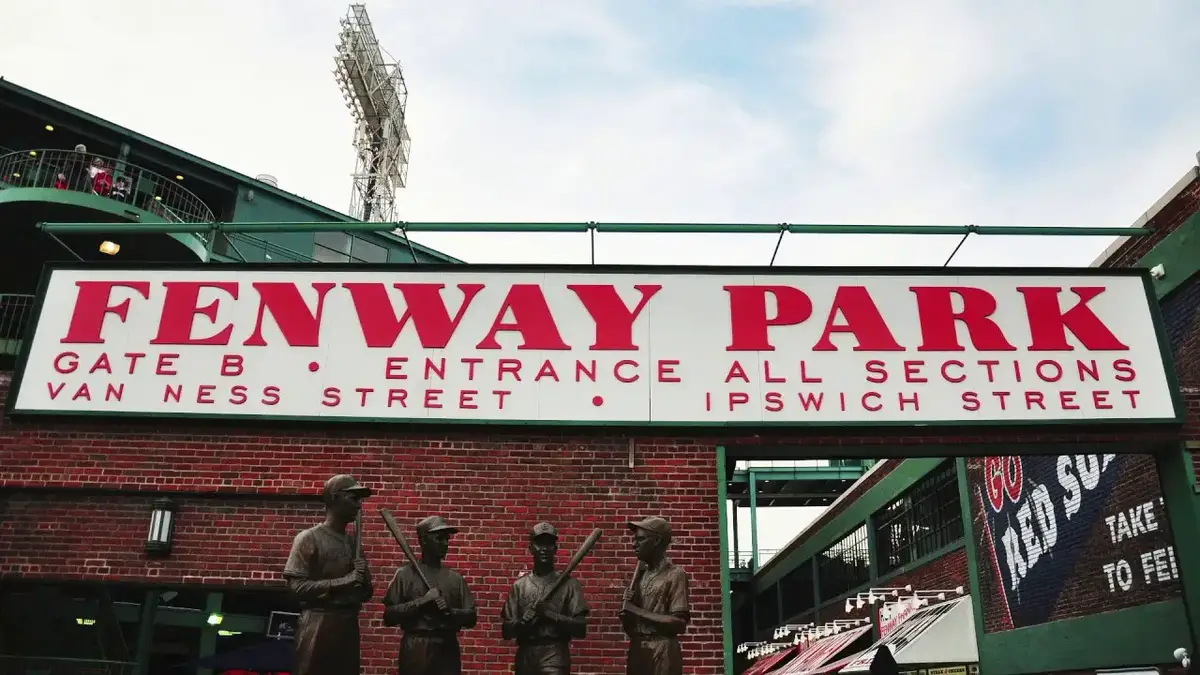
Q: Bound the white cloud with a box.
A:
[4,0,1199,554]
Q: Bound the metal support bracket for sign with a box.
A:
[400,222,419,264]
[588,221,597,264]
[628,437,636,469]
[770,224,787,266]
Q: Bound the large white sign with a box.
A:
[9,266,1179,425]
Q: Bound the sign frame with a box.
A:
[6,261,1184,429]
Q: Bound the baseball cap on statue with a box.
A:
[530,522,558,539]
[416,515,459,536]
[628,517,672,543]
[322,474,372,501]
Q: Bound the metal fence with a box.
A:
[729,549,780,569]
[0,294,35,354]
[0,148,215,224]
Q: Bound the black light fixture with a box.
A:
[146,497,178,556]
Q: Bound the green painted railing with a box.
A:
[730,549,780,569]
[0,293,36,355]
[0,148,216,224]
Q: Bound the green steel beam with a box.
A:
[730,467,866,483]
[37,220,1153,237]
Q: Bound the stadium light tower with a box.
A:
[333,4,411,223]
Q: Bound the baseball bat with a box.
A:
[354,509,365,560]
[380,509,435,592]
[530,528,603,610]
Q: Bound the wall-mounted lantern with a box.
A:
[146,497,177,557]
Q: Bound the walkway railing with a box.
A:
[730,549,780,569]
[0,148,215,224]
[0,654,136,675]
[0,294,36,354]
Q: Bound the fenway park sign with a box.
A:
[8,265,1179,426]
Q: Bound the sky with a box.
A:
[4,0,1200,551]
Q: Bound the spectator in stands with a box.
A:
[89,158,112,196]
[111,177,129,201]
[54,173,68,190]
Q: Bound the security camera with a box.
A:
[1174,647,1190,668]
[1150,264,1166,280]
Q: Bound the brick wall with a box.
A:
[965,453,1178,633]
[0,391,726,674]
[1100,175,1200,268]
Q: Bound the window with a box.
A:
[779,559,815,620]
[818,524,870,600]
[351,237,387,263]
[874,461,963,575]
[314,231,350,262]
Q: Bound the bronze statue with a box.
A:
[500,522,592,674]
[283,474,374,675]
[382,515,477,675]
[619,516,690,675]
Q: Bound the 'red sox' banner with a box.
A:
[7,264,1180,425]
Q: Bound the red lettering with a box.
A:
[460,390,478,409]
[229,385,248,405]
[71,383,91,401]
[477,285,570,350]
[725,361,750,383]
[356,387,373,406]
[164,384,182,403]
[1122,390,1140,407]
[575,361,596,382]
[1060,391,1079,410]
[567,284,661,350]
[812,286,904,351]
[1025,391,1046,409]
[386,357,409,380]
[89,354,111,375]
[534,360,560,382]
[862,392,882,412]
[942,360,965,383]
[498,359,522,381]
[150,281,238,345]
[221,354,244,376]
[462,358,483,380]
[1093,390,1112,409]
[800,361,822,383]
[903,361,927,383]
[614,360,638,383]
[47,382,65,399]
[1017,287,1128,351]
[1113,359,1136,382]
[494,390,511,409]
[899,392,919,411]
[261,386,281,405]
[725,285,812,351]
[61,281,152,344]
[728,392,750,410]
[910,287,1016,352]
[243,282,335,347]
[865,360,887,384]
[197,385,216,404]
[343,282,484,348]
[156,354,179,376]
[322,387,341,407]
[387,389,407,407]
[799,392,823,411]
[765,392,783,412]
[424,389,443,408]
[962,391,980,411]
[1036,360,1063,382]
[657,360,681,383]
[106,384,124,402]
[764,361,785,383]
[54,352,79,374]
[425,358,446,380]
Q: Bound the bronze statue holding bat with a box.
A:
[283,474,374,675]
[620,516,690,675]
[500,522,597,675]
[381,513,477,675]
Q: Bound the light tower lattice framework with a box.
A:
[333,4,412,223]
